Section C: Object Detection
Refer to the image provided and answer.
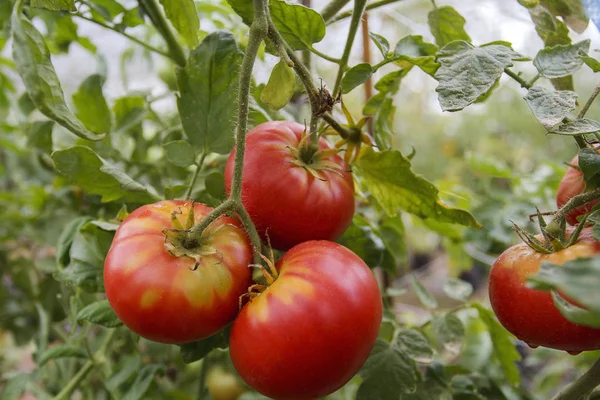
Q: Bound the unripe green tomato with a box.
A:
[518,0,539,8]
[206,367,247,400]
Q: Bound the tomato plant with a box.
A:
[557,152,600,225]
[229,241,382,400]
[104,200,253,344]
[224,121,355,250]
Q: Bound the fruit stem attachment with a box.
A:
[552,356,600,400]
[546,188,600,235]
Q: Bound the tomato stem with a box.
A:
[196,353,211,400]
[552,356,600,400]
[578,84,600,120]
[320,0,351,22]
[138,0,187,67]
[547,188,600,235]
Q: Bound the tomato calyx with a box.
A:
[325,102,374,164]
[287,130,348,181]
[239,247,279,308]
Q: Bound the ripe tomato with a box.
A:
[557,152,599,225]
[206,367,247,400]
[104,200,252,344]
[489,228,600,353]
[224,121,355,250]
[229,241,382,400]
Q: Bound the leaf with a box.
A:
[122,365,162,400]
[179,327,231,363]
[539,0,589,33]
[113,96,146,135]
[11,8,105,141]
[581,55,600,72]
[427,6,471,47]
[205,172,226,200]
[473,304,521,386]
[159,0,199,48]
[357,340,419,399]
[26,120,54,154]
[443,278,474,302]
[393,35,440,76]
[177,31,242,154]
[163,140,196,167]
[0,373,30,400]
[397,329,434,364]
[431,314,464,351]
[435,41,525,111]
[261,60,296,110]
[30,0,76,11]
[527,5,571,47]
[410,275,438,309]
[106,355,142,391]
[550,291,600,328]
[578,148,600,189]
[533,40,591,78]
[56,216,93,267]
[355,148,481,227]
[76,299,123,327]
[52,146,160,203]
[460,317,493,372]
[369,32,390,58]
[466,151,512,178]
[342,63,373,94]
[72,74,112,135]
[548,118,600,135]
[39,345,87,366]
[523,86,578,129]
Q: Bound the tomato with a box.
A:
[104,200,252,344]
[489,228,600,353]
[557,152,599,225]
[229,241,382,400]
[206,367,247,400]
[224,121,355,250]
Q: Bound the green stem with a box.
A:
[301,0,312,69]
[332,0,368,98]
[552,357,600,400]
[73,14,171,59]
[322,113,350,139]
[196,354,211,400]
[308,46,341,63]
[189,199,236,235]
[327,0,407,24]
[320,0,351,22]
[235,204,265,265]
[52,329,116,400]
[547,188,600,233]
[578,84,600,119]
[504,68,531,89]
[138,0,187,67]
[185,152,207,199]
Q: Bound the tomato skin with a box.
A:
[489,229,600,352]
[104,200,252,344]
[229,241,382,400]
[557,152,599,225]
[224,121,355,250]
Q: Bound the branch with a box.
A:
[553,357,600,400]
[327,0,407,24]
[578,84,600,119]
[320,0,351,22]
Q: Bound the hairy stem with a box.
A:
[322,113,350,139]
[553,357,600,400]
[185,152,208,199]
[235,204,265,264]
[547,188,600,233]
[138,0,187,67]
[320,0,351,22]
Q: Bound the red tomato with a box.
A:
[229,241,382,400]
[104,200,252,344]
[557,152,599,225]
[224,121,355,250]
[489,228,600,353]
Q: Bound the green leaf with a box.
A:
[261,60,296,110]
[179,326,231,363]
[460,317,493,372]
[56,216,93,267]
[548,118,600,135]
[159,0,199,48]
[393,35,440,76]
[431,314,464,350]
[435,41,524,111]
[578,148,600,189]
[30,0,76,11]
[534,40,591,78]
[550,291,600,328]
[523,86,578,129]
[52,146,160,203]
[72,74,112,135]
[539,0,589,33]
[443,278,473,302]
[369,32,390,58]
[355,148,481,227]
[163,140,196,167]
[473,304,521,386]
[76,299,123,327]
[581,55,600,72]
[341,63,373,94]
[39,344,87,366]
[428,6,471,47]
[113,96,146,135]
[11,8,105,141]
[122,365,162,400]
[397,329,434,364]
[527,5,571,47]
[357,339,419,399]
[106,355,142,391]
[205,171,226,200]
[410,275,438,309]
[177,31,242,154]
[0,373,30,400]
[26,120,54,154]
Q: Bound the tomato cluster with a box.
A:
[104,122,382,399]
[489,153,600,354]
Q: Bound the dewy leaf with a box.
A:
[357,340,419,400]
[549,118,600,135]
[261,60,296,109]
[534,40,591,78]
[393,35,440,76]
[179,326,231,363]
[159,0,199,49]
[342,63,373,94]
[356,148,481,227]
[39,345,87,366]
[30,0,76,11]
[177,31,242,154]
[435,41,525,111]
[427,6,471,47]
[431,314,465,351]
[528,5,571,47]
[163,140,196,168]
[523,86,578,129]
[72,74,112,135]
[77,299,123,327]
[473,304,521,386]
[11,7,105,141]
[52,146,160,203]
[443,278,474,302]
[369,32,390,58]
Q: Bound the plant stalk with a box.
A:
[504,68,531,89]
[320,0,351,22]
[547,188,600,233]
[185,152,208,199]
[328,0,407,24]
[553,357,600,400]
[578,84,600,119]
[138,0,187,67]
